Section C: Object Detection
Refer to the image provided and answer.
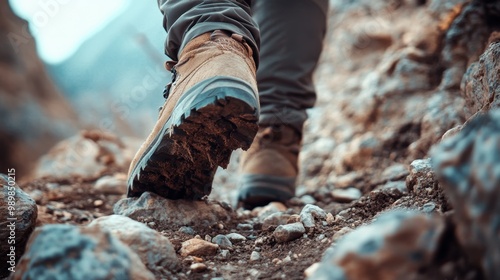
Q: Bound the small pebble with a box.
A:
[147,221,156,228]
[226,233,247,243]
[250,251,261,262]
[262,212,290,230]
[218,249,230,260]
[273,222,306,243]
[326,213,335,225]
[282,256,291,263]
[179,226,195,235]
[190,263,207,273]
[237,223,253,230]
[300,204,327,228]
[180,238,219,257]
[300,195,317,205]
[254,237,265,246]
[212,234,233,249]
[93,200,103,207]
[316,234,325,241]
[248,269,260,277]
[255,202,287,220]
[205,235,212,242]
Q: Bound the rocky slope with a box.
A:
[0,1,78,178]
[2,0,500,279]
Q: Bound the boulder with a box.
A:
[89,215,180,276]
[310,210,445,280]
[114,192,231,227]
[0,174,37,278]
[13,224,154,280]
[35,130,137,180]
[461,33,500,117]
[432,110,500,279]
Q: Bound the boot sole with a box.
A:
[238,174,295,209]
[127,77,259,200]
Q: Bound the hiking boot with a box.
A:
[238,124,302,209]
[127,30,260,200]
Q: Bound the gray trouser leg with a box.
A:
[157,0,260,65]
[252,0,328,132]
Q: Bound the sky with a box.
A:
[9,0,129,64]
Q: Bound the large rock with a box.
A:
[432,110,500,279]
[310,210,445,280]
[35,130,139,180]
[438,0,491,91]
[13,224,154,280]
[114,192,231,227]
[461,33,500,117]
[0,174,37,278]
[0,1,78,177]
[89,215,180,277]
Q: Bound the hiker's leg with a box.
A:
[158,0,260,65]
[253,0,328,131]
[238,0,329,208]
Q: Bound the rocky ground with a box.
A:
[2,0,500,279]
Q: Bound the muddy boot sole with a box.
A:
[127,77,259,200]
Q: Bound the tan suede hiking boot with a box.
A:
[238,124,302,208]
[127,30,259,200]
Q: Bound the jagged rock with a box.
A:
[439,0,491,91]
[461,33,500,117]
[13,224,154,280]
[408,91,466,159]
[262,212,291,231]
[212,235,232,249]
[273,222,306,243]
[0,174,37,278]
[406,158,434,193]
[180,238,219,257]
[330,188,362,203]
[114,192,231,227]
[300,204,327,228]
[35,130,137,180]
[89,215,180,276]
[432,110,500,279]
[310,210,445,280]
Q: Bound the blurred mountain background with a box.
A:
[2,0,169,177]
